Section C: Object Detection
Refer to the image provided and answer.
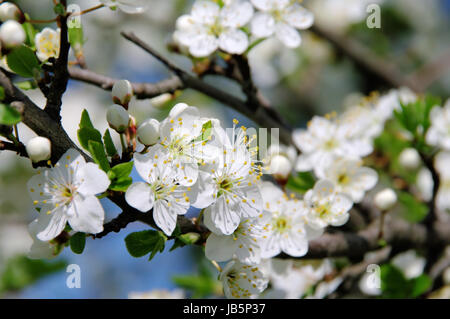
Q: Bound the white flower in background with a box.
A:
[220,259,268,298]
[0,2,21,22]
[137,118,160,146]
[426,100,450,150]
[303,179,353,229]
[374,188,397,211]
[112,80,133,106]
[0,20,25,48]
[392,250,426,279]
[205,216,264,265]
[259,182,322,258]
[435,151,450,212]
[27,218,57,260]
[261,259,334,299]
[26,136,52,163]
[27,149,110,241]
[263,144,297,180]
[173,0,254,57]
[106,104,130,133]
[308,276,343,299]
[35,27,60,62]
[416,167,433,202]
[195,125,263,235]
[128,289,185,299]
[125,145,190,236]
[250,0,314,48]
[399,147,421,170]
[293,116,373,176]
[318,157,378,203]
[158,103,217,186]
[100,0,147,14]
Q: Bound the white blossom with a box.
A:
[317,157,378,203]
[27,218,57,260]
[392,250,426,279]
[426,100,450,151]
[27,149,110,241]
[399,148,421,170]
[137,118,160,146]
[106,104,130,133]
[303,179,353,229]
[0,20,25,48]
[259,182,322,258]
[293,116,373,177]
[100,0,147,14]
[0,2,21,22]
[374,188,397,211]
[35,27,60,62]
[112,79,133,106]
[250,0,314,48]
[205,216,264,264]
[263,144,297,180]
[26,136,52,163]
[125,145,191,236]
[220,259,268,298]
[174,0,254,57]
[435,151,450,212]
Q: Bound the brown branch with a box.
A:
[44,3,70,121]
[310,24,421,93]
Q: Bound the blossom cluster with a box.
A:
[173,0,314,57]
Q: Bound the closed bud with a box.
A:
[150,93,172,108]
[137,118,160,146]
[399,148,420,170]
[0,3,22,22]
[26,137,51,163]
[107,104,130,133]
[0,20,26,48]
[268,154,292,180]
[112,80,133,107]
[374,188,397,211]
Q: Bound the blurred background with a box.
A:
[1,0,450,298]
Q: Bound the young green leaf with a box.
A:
[69,232,86,254]
[0,103,21,126]
[6,45,41,78]
[124,230,167,260]
[79,109,95,129]
[77,127,102,150]
[286,172,316,194]
[88,140,110,172]
[108,161,133,191]
[103,129,118,157]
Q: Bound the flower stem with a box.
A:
[211,260,222,273]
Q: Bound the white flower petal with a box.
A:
[125,182,155,212]
[205,233,236,262]
[189,34,219,57]
[220,2,254,28]
[67,195,105,234]
[36,207,68,241]
[251,12,275,38]
[219,29,249,54]
[153,199,178,235]
[191,0,220,25]
[76,163,110,196]
[275,22,301,48]
[188,171,216,209]
[283,4,314,29]
[204,196,240,235]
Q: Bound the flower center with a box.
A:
[273,216,290,233]
[337,173,350,185]
[324,138,338,150]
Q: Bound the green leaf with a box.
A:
[16,80,37,90]
[77,127,102,150]
[0,86,5,100]
[54,3,65,15]
[22,21,37,48]
[0,256,67,294]
[411,274,432,297]
[286,172,316,194]
[6,45,41,78]
[103,129,118,156]
[194,120,212,142]
[380,264,410,298]
[125,230,167,260]
[398,191,428,223]
[79,109,95,129]
[178,232,201,245]
[69,232,86,254]
[88,140,110,172]
[108,162,133,191]
[0,103,21,125]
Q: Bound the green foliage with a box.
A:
[0,86,4,100]
[21,19,37,48]
[53,3,65,15]
[88,140,110,172]
[125,230,167,261]
[397,191,429,223]
[6,45,41,78]
[16,80,37,90]
[172,257,220,298]
[286,172,316,194]
[103,129,118,156]
[77,110,103,151]
[79,109,95,129]
[69,232,86,254]
[108,161,133,191]
[0,103,21,126]
[0,256,67,294]
[380,264,431,298]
